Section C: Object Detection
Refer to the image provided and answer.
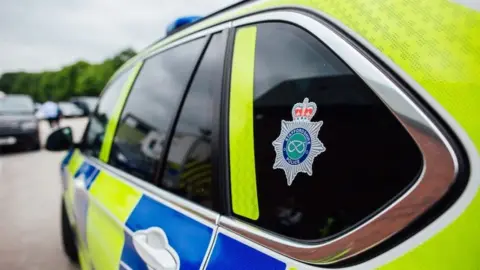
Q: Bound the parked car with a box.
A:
[70,96,98,116]
[0,94,40,151]
[58,102,85,118]
[45,2,479,270]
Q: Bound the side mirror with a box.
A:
[46,127,74,151]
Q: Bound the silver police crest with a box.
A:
[272,98,326,186]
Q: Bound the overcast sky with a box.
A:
[0,0,238,75]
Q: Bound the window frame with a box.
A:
[219,10,458,266]
[108,36,209,182]
[79,22,233,227]
[143,31,230,213]
[78,67,135,157]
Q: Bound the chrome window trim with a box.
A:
[200,224,220,269]
[84,155,219,226]
[221,10,458,264]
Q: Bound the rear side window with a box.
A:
[159,33,226,211]
[230,23,423,241]
[108,37,206,183]
[81,69,132,158]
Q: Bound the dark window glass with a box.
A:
[109,37,206,183]
[81,69,132,157]
[159,33,226,210]
[238,23,423,240]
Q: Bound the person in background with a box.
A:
[41,101,63,129]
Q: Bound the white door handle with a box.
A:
[132,227,179,270]
[74,174,87,190]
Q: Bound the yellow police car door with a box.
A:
[205,9,470,270]
[71,29,230,270]
[61,64,139,269]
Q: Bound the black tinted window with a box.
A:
[159,33,226,211]
[237,23,423,240]
[82,69,132,158]
[109,38,206,183]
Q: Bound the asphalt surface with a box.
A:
[0,117,88,270]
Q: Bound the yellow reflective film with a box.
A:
[99,61,143,162]
[229,26,260,220]
[87,171,143,270]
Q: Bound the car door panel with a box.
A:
[61,149,83,227]
[61,149,94,269]
[67,29,225,270]
[122,194,215,270]
[73,161,99,250]
[72,157,215,270]
[86,166,142,270]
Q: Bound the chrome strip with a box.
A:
[200,225,220,270]
[220,11,457,264]
[85,156,219,226]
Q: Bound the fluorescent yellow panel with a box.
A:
[229,26,260,220]
[86,171,142,270]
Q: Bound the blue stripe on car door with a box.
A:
[121,195,213,270]
[206,232,286,270]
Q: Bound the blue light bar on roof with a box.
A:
[166,16,203,35]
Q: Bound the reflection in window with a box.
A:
[160,33,226,211]
[81,69,131,158]
[109,37,207,182]
[237,23,423,241]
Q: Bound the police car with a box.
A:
[45,1,479,269]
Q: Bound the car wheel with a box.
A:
[61,200,79,264]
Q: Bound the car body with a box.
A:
[0,94,40,151]
[58,101,86,118]
[46,1,479,269]
[70,96,98,116]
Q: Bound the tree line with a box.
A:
[0,48,136,102]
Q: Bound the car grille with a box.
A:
[0,121,21,135]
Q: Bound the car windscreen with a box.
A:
[0,96,35,114]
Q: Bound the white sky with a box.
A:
[0,0,238,75]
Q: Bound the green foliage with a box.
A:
[0,48,136,102]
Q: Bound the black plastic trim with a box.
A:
[210,29,232,214]
[218,27,236,216]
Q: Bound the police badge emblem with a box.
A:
[272,98,326,186]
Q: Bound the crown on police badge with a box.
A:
[272,97,326,186]
[292,98,317,121]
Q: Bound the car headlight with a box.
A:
[20,121,37,130]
